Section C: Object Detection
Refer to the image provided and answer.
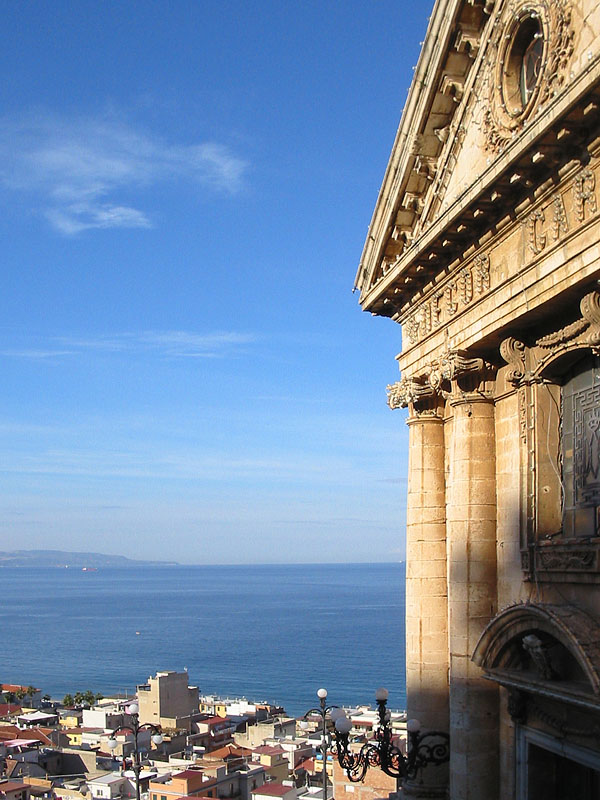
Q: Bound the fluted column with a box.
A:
[388,379,449,800]
[447,385,499,800]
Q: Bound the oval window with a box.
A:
[503,15,543,116]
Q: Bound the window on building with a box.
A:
[503,14,543,115]
[519,25,543,107]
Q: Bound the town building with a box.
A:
[249,783,296,800]
[332,758,396,800]
[0,780,30,800]
[148,763,262,800]
[249,746,288,783]
[355,0,600,797]
[1,689,42,710]
[234,719,296,750]
[82,703,126,732]
[137,673,199,732]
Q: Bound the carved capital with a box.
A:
[441,350,486,380]
[386,378,436,410]
[499,337,527,385]
[442,349,497,396]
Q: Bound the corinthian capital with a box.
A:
[386,378,436,410]
[439,348,497,396]
[439,349,487,380]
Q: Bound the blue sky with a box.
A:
[0,1,429,564]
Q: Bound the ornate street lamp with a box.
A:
[299,688,336,800]
[332,688,449,787]
[107,701,163,800]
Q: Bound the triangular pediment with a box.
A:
[356,0,579,318]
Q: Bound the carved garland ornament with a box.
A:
[482,0,574,153]
[535,290,600,357]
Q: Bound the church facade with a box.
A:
[355,0,600,798]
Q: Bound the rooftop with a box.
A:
[253,746,285,756]
[252,784,294,798]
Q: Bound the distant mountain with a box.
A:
[0,549,178,568]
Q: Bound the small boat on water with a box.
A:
[82,567,98,572]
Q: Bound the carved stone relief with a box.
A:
[499,337,526,385]
[527,208,546,255]
[533,290,600,371]
[518,167,599,265]
[481,0,574,153]
[552,193,569,240]
[574,168,598,223]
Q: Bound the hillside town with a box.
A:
[0,673,408,800]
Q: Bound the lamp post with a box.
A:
[107,701,163,800]
[300,688,342,800]
[332,688,449,788]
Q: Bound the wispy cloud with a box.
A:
[1,349,77,359]
[0,111,248,234]
[1,330,256,360]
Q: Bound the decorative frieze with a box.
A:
[518,168,600,265]
[528,541,600,575]
[404,252,491,345]
[537,318,590,349]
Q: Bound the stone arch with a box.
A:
[472,603,600,695]
[535,343,598,383]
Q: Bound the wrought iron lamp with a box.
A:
[299,688,335,800]
[332,688,449,786]
[107,701,163,800]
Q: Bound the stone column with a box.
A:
[447,367,499,800]
[388,381,449,800]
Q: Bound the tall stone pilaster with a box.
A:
[446,360,499,800]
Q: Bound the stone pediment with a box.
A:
[355,0,492,300]
[355,0,589,325]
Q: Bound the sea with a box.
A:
[0,562,406,717]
